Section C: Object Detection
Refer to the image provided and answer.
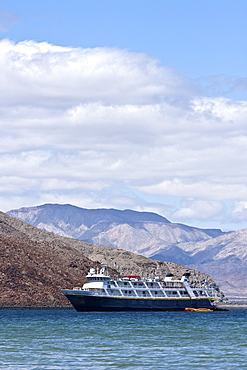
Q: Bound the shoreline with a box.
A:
[1,303,247,310]
[0,305,73,310]
[216,302,247,310]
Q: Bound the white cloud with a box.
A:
[231,201,247,223]
[172,199,223,221]
[1,39,247,230]
[0,39,189,107]
[138,178,247,201]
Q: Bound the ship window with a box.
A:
[125,291,128,294]
[155,291,157,295]
[124,282,127,286]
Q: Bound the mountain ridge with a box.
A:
[7,203,225,247]
[7,203,247,299]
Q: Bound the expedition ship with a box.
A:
[62,266,219,311]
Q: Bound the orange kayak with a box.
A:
[185,308,213,312]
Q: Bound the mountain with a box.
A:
[171,230,247,299]
[0,211,218,307]
[7,203,246,299]
[7,203,224,254]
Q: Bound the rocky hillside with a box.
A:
[0,213,98,307]
[0,211,221,307]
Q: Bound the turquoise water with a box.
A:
[0,309,246,369]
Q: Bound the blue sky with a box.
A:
[0,0,247,230]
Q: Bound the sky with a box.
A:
[0,0,247,231]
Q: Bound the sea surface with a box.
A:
[0,309,246,369]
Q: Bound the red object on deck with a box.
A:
[123,275,141,279]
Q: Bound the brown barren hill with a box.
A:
[0,214,102,307]
[0,211,223,307]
